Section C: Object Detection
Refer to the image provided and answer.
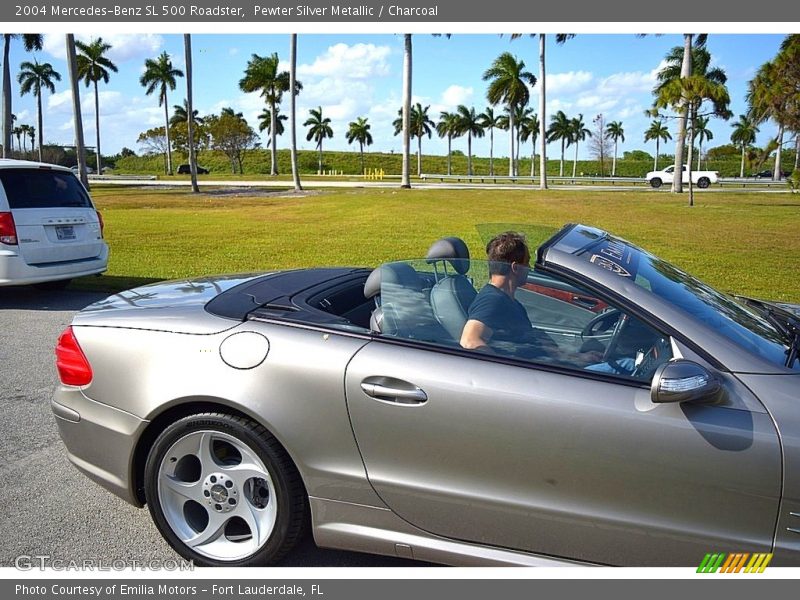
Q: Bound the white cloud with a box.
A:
[440,85,473,108]
[297,43,391,80]
[546,71,594,95]
[43,34,164,64]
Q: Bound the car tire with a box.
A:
[649,178,662,189]
[697,177,710,189]
[144,412,307,567]
[33,279,71,291]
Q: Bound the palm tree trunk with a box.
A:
[740,144,746,178]
[318,142,323,174]
[687,120,695,206]
[697,138,702,171]
[515,128,521,176]
[447,135,452,175]
[467,132,472,176]
[612,140,617,177]
[530,141,535,177]
[36,93,43,162]
[794,135,799,172]
[184,34,199,193]
[539,34,548,190]
[94,79,102,173]
[572,140,579,178]
[508,107,514,177]
[2,35,11,158]
[269,98,278,175]
[66,34,89,189]
[163,93,173,175]
[560,139,565,177]
[401,34,412,188]
[654,140,659,171]
[359,141,364,173]
[672,33,692,193]
[289,34,302,192]
[774,125,784,180]
[489,127,494,176]
[417,136,422,176]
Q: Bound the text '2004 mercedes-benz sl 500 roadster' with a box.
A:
[52,223,800,567]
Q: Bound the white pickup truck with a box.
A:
[645,165,719,189]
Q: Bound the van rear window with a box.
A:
[0,169,92,209]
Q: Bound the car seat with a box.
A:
[426,237,478,341]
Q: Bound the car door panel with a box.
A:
[345,341,781,566]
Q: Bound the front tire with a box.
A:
[697,177,710,189]
[144,413,306,566]
[649,178,662,189]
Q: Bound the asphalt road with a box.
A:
[0,287,424,568]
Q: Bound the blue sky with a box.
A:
[5,33,788,160]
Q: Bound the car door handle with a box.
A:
[360,379,428,404]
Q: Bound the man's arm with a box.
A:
[460,319,493,350]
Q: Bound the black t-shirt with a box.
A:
[467,284,553,358]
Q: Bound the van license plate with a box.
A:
[55,226,76,241]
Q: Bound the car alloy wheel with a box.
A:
[144,413,306,566]
[650,178,662,189]
[697,177,710,189]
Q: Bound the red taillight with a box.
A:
[56,326,93,386]
[96,210,104,238]
[0,211,17,245]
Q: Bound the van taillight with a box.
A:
[0,212,17,245]
[96,210,105,238]
[56,326,93,386]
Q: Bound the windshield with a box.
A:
[547,224,797,370]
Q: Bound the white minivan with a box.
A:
[0,159,108,288]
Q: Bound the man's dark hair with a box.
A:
[486,231,529,275]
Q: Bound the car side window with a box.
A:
[376,260,672,383]
[514,270,673,381]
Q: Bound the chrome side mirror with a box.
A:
[651,359,723,404]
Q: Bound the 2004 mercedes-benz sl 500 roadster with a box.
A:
[52,223,800,567]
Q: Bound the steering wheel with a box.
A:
[630,338,670,380]
[581,308,622,338]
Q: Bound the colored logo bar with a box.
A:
[697,553,773,573]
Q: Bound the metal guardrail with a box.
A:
[87,174,157,181]
[419,173,790,187]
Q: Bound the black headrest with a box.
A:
[426,237,470,275]
[364,262,423,299]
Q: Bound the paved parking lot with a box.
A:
[0,287,420,568]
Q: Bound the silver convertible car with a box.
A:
[52,224,800,567]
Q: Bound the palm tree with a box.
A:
[499,105,532,175]
[455,105,484,176]
[644,120,672,171]
[519,112,540,176]
[605,121,625,176]
[436,111,459,176]
[511,34,575,188]
[747,52,795,181]
[478,106,502,176]
[183,34,199,193]
[693,115,713,170]
[654,75,730,205]
[75,37,117,174]
[3,34,42,158]
[401,34,412,188]
[346,116,373,174]
[140,51,184,175]
[289,34,301,192]
[568,114,591,178]
[239,53,300,176]
[66,34,88,188]
[394,103,434,176]
[27,125,34,154]
[730,114,759,178]
[170,99,204,127]
[304,106,333,173]
[258,107,287,147]
[17,59,60,162]
[547,110,572,176]
[18,124,30,154]
[483,52,536,177]
[12,126,21,154]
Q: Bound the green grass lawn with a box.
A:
[81,185,800,303]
